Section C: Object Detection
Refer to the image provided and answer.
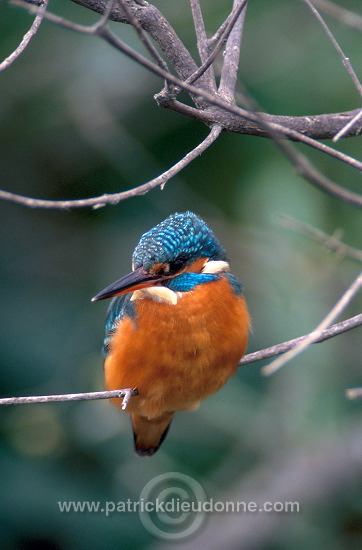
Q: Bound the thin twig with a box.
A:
[304,0,362,146]
[13,0,116,34]
[0,125,223,209]
[11,0,362,153]
[89,0,116,30]
[190,0,217,92]
[262,270,362,375]
[276,213,362,262]
[7,8,362,171]
[0,388,138,410]
[15,0,211,101]
[208,0,246,48]
[302,0,362,97]
[218,0,248,102]
[118,0,170,77]
[6,0,362,210]
[227,86,362,208]
[240,313,362,366]
[333,108,362,141]
[0,0,49,72]
[95,27,362,179]
[179,0,249,91]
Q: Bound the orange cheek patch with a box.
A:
[185,257,208,273]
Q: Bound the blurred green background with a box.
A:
[0,1,361,549]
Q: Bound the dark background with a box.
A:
[0,1,361,548]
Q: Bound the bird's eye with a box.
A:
[167,257,187,275]
[150,257,188,276]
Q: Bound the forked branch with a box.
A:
[2,0,362,210]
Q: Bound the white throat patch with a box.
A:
[131,286,180,305]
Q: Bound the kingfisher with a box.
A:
[92,212,250,456]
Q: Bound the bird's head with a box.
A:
[92,212,230,303]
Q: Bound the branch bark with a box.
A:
[0,388,138,409]
[71,0,211,108]
[7,0,362,208]
[19,0,362,141]
[240,313,362,366]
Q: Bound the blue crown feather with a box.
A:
[132,212,227,271]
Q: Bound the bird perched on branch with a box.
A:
[92,212,250,456]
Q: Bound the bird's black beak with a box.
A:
[92,266,164,301]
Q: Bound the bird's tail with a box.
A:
[131,412,173,456]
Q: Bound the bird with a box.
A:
[92,212,250,456]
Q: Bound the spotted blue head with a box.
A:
[92,212,231,301]
[133,211,226,270]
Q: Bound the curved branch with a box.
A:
[89,27,362,170]
[70,0,210,100]
[0,125,223,209]
[19,0,362,142]
[0,0,48,71]
[11,0,362,210]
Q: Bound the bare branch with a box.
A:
[190,0,217,92]
[208,0,247,48]
[276,213,362,262]
[0,0,48,71]
[117,0,170,76]
[0,388,138,410]
[11,1,362,142]
[276,142,362,207]
[302,0,362,97]
[69,0,211,103]
[181,0,249,93]
[240,313,362,366]
[262,270,362,375]
[7,0,362,211]
[333,108,362,141]
[222,87,362,208]
[0,125,223,209]
[218,0,248,102]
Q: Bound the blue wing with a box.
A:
[103,294,136,357]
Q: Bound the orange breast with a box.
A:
[104,277,250,419]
